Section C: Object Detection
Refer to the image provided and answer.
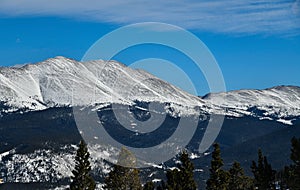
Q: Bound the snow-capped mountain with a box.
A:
[204,85,300,124]
[0,56,299,121]
[0,56,299,189]
[0,56,203,113]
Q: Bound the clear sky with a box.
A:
[0,0,299,96]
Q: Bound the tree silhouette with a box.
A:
[104,147,142,190]
[280,137,300,189]
[228,161,254,190]
[251,149,275,190]
[206,143,229,190]
[290,137,300,189]
[143,181,155,190]
[69,140,95,190]
[166,151,197,190]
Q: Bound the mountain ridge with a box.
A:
[0,56,299,123]
[0,56,203,112]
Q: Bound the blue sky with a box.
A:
[0,0,299,95]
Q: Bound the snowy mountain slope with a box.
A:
[203,86,300,122]
[0,56,299,120]
[0,56,204,113]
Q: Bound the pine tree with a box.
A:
[157,180,167,190]
[290,137,300,189]
[143,181,155,190]
[104,147,142,190]
[178,151,197,190]
[291,137,300,168]
[206,143,229,190]
[282,137,300,189]
[251,149,276,190]
[69,140,95,190]
[228,161,254,190]
[276,166,293,190]
[166,151,197,190]
[166,168,181,190]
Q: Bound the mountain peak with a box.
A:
[0,57,203,113]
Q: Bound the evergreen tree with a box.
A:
[228,161,254,190]
[104,147,142,190]
[276,166,293,190]
[251,149,276,190]
[281,137,300,189]
[157,180,167,190]
[143,181,155,190]
[69,140,95,190]
[291,137,300,168]
[166,168,181,190]
[206,143,229,190]
[178,151,197,190]
[166,151,197,190]
[290,137,300,189]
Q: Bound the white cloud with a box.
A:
[0,0,299,35]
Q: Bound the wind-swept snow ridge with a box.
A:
[203,86,300,120]
[0,56,204,112]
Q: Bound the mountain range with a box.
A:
[0,56,299,189]
[1,56,299,123]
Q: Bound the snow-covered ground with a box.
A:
[0,144,114,184]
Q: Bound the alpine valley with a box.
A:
[0,56,299,189]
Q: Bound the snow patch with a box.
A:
[277,119,293,125]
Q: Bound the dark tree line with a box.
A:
[206,143,253,190]
[206,138,300,190]
[276,137,300,190]
[68,137,300,190]
[251,149,276,190]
